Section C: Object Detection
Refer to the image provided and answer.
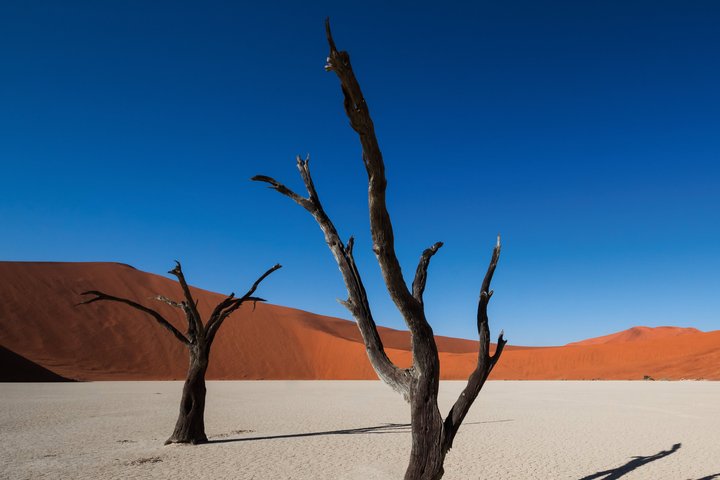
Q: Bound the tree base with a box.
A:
[164,435,208,445]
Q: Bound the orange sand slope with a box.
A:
[567,325,702,345]
[0,262,718,381]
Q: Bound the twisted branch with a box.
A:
[412,242,443,304]
[78,290,190,345]
[324,19,427,340]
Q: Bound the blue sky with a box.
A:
[1,1,719,346]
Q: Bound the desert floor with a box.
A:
[1,381,719,480]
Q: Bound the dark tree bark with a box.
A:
[79,261,280,445]
[253,19,506,479]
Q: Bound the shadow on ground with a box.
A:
[207,419,513,444]
[579,443,681,480]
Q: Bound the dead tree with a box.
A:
[79,261,280,445]
[253,20,506,480]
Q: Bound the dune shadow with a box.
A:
[0,345,74,382]
[693,475,720,480]
[579,443,681,480]
[207,419,513,444]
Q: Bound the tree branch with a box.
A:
[251,172,313,211]
[168,261,204,338]
[442,235,505,453]
[204,264,282,345]
[324,18,430,346]
[78,290,190,345]
[154,295,183,309]
[153,295,198,337]
[412,242,443,303]
[208,292,236,322]
[477,235,502,337]
[239,263,282,300]
[254,158,411,400]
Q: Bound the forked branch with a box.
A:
[252,172,313,211]
[169,261,204,337]
[153,295,196,334]
[78,290,190,345]
[442,236,506,452]
[204,264,282,344]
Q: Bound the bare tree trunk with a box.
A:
[253,20,506,479]
[407,381,445,480]
[166,345,209,444]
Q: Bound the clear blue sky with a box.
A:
[2,1,719,346]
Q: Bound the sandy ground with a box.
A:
[1,381,719,480]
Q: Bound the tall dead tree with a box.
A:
[79,261,280,445]
[253,20,506,480]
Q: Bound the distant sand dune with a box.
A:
[0,261,718,381]
[567,325,702,346]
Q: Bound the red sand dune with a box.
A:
[566,325,701,346]
[1,262,718,381]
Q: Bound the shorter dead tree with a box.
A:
[79,261,280,445]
